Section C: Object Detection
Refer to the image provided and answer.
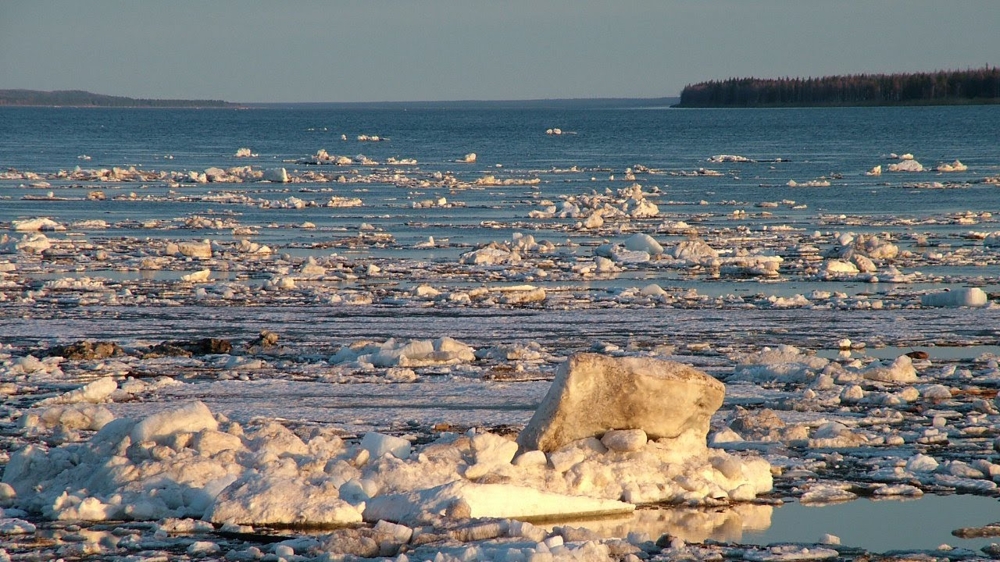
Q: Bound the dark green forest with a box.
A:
[0,89,235,108]
[677,67,1000,107]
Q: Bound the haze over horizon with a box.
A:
[2,1,998,104]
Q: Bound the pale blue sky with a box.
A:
[2,1,997,103]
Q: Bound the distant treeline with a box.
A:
[0,89,236,108]
[677,67,1000,107]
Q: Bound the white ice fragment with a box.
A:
[824,260,859,275]
[640,284,667,297]
[361,432,411,460]
[263,167,289,183]
[176,240,212,259]
[518,353,724,453]
[887,159,924,172]
[181,269,211,283]
[799,484,857,504]
[187,541,221,556]
[921,288,988,307]
[863,355,917,383]
[906,454,939,472]
[623,233,664,256]
[363,481,634,524]
[13,217,65,232]
[0,518,36,535]
[744,545,840,561]
[36,376,117,406]
[206,472,363,526]
[20,404,115,434]
[131,400,218,445]
[670,239,718,262]
[936,159,967,172]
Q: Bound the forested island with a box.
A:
[0,89,236,108]
[677,67,1000,107]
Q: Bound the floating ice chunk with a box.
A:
[906,454,939,472]
[863,355,917,383]
[766,294,811,308]
[461,153,477,163]
[671,238,718,262]
[176,240,212,259]
[298,257,326,277]
[921,287,988,307]
[0,518,35,535]
[798,484,857,504]
[936,159,967,172]
[19,403,114,433]
[640,283,668,297]
[708,154,753,163]
[234,147,257,158]
[13,217,65,232]
[808,422,868,448]
[263,167,289,183]
[824,260,859,275]
[546,128,563,135]
[731,345,829,384]
[517,353,724,453]
[460,245,521,265]
[181,269,211,283]
[865,165,882,176]
[887,159,924,172]
[787,179,831,187]
[623,233,664,256]
[744,544,840,560]
[500,287,547,305]
[363,481,634,525]
[35,376,117,406]
[3,232,51,254]
[331,337,476,368]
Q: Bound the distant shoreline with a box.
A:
[0,89,680,110]
[0,89,236,108]
[676,67,1000,108]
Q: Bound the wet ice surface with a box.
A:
[3,115,1000,559]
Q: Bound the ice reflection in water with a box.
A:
[542,504,773,544]
[548,495,1000,554]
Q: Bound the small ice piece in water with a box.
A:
[181,269,211,283]
[863,355,917,383]
[263,168,289,183]
[936,159,967,172]
[623,233,664,256]
[887,159,924,172]
[921,287,988,307]
[461,153,477,163]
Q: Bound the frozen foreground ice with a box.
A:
[0,352,773,561]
